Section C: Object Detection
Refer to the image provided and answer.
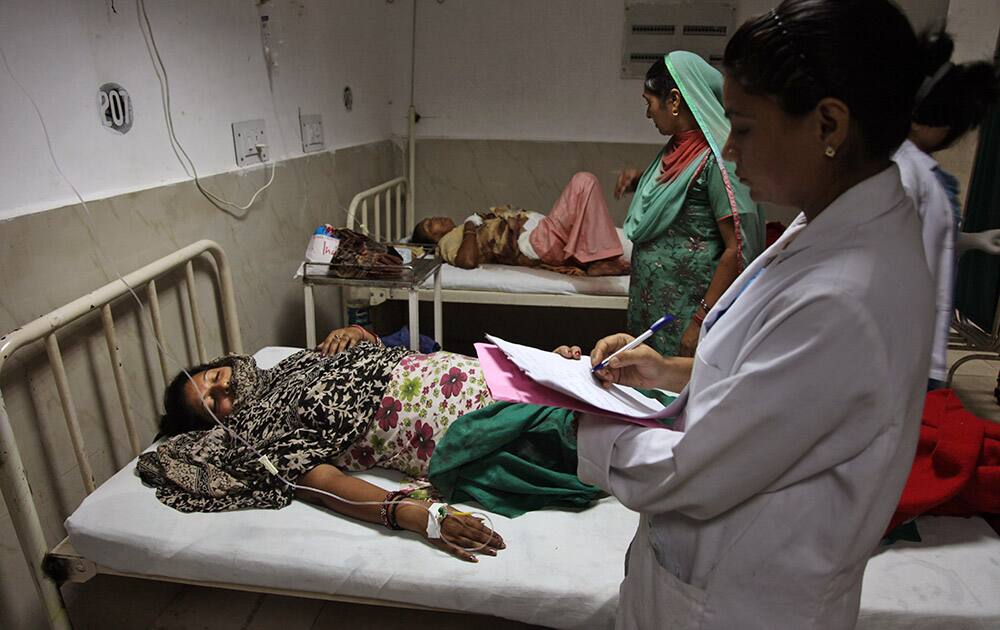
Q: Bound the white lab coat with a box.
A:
[578,166,935,630]
[893,139,955,382]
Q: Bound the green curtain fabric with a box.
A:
[427,402,602,518]
[955,45,1000,331]
[624,51,763,268]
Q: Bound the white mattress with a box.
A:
[421,263,630,296]
[295,229,631,297]
[418,227,632,296]
[64,347,1000,629]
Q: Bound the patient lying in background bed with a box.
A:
[139,326,600,562]
[412,172,630,277]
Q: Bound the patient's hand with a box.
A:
[317,326,370,356]
[553,345,582,360]
[432,510,506,563]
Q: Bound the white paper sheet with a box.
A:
[485,335,685,420]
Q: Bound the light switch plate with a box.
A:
[299,113,324,153]
[232,119,268,167]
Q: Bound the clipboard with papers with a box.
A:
[475,335,687,428]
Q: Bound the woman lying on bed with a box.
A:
[139,326,599,562]
[411,173,631,277]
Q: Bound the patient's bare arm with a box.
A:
[295,464,505,562]
[454,221,480,269]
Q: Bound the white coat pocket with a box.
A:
[616,522,709,630]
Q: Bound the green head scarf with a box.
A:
[624,51,763,269]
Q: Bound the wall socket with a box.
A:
[299,113,324,153]
[232,119,268,167]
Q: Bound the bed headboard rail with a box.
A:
[346,177,410,242]
[0,240,241,628]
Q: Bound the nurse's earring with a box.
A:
[824,145,837,158]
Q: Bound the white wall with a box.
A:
[392,0,959,143]
[392,0,650,143]
[947,0,999,62]
[3,0,982,223]
[0,0,407,221]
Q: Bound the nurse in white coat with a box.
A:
[893,29,1000,388]
[573,1,936,628]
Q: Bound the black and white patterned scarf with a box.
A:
[203,353,269,416]
[137,343,411,512]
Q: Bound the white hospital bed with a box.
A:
[325,177,626,319]
[302,176,629,349]
[4,242,1000,629]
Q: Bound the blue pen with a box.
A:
[591,314,674,372]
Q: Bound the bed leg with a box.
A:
[0,399,74,630]
[304,284,317,348]
[408,288,420,351]
[433,268,443,348]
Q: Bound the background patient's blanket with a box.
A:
[889,389,1000,532]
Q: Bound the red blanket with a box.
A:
[888,389,1000,533]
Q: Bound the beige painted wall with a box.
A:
[413,139,802,227]
[0,140,399,629]
[414,139,660,227]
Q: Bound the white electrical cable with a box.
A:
[136,0,276,217]
[0,40,494,556]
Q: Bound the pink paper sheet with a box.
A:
[474,343,672,429]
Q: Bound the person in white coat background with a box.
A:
[893,28,1000,390]
[571,1,936,628]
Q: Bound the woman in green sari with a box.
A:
[618,52,764,356]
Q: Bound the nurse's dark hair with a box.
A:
[156,363,213,440]
[912,29,1000,150]
[722,0,922,159]
[643,57,678,102]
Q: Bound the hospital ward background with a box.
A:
[1,0,999,628]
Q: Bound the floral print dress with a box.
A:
[332,351,494,478]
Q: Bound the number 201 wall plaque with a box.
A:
[97,83,133,134]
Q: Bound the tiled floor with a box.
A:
[65,350,1000,630]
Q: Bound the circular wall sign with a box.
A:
[97,83,133,134]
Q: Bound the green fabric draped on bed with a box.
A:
[427,402,602,517]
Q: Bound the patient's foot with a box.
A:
[586,256,631,277]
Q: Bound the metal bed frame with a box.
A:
[301,169,627,352]
[0,241,447,629]
[301,176,445,352]
[338,176,628,312]
[340,177,628,312]
[948,296,1000,385]
[0,241,241,628]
